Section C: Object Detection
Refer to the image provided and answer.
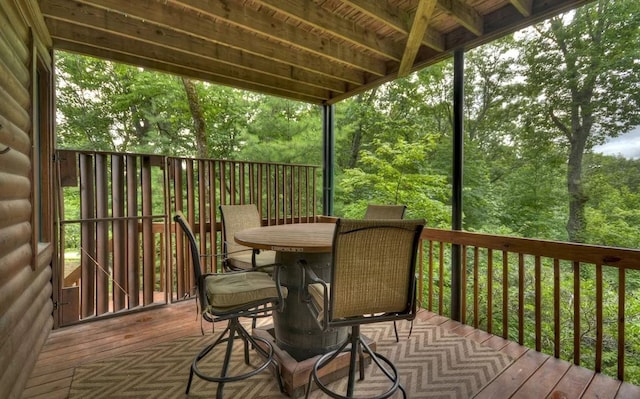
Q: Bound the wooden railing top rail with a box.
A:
[57,148,320,169]
[421,227,640,270]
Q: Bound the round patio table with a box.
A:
[235,222,348,361]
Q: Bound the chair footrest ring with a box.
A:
[309,347,403,399]
[192,334,275,384]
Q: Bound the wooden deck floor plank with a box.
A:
[23,367,74,388]
[615,381,640,399]
[511,356,572,398]
[36,318,199,362]
[499,341,529,360]
[439,319,464,331]
[40,303,195,351]
[22,303,638,399]
[21,386,70,399]
[465,328,494,344]
[582,372,622,399]
[483,334,512,351]
[423,314,449,325]
[546,364,595,398]
[449,323,476,337]
[473,349,548,399]
[31,324,203,377]
[21,371,74,398]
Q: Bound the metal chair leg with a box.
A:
[187,318,278,397]
[306,325,405,399]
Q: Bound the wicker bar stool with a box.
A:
[174,211,287,398]
[301,218,424,399]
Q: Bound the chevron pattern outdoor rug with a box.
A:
[69,320,512,398]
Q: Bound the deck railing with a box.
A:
[55,150,320,325]
[418,228,640,383]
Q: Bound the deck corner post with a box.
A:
[322,103,335,216]
[451,49,465,321]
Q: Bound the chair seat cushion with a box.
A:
[228,250,277,271]
[205,271,287,310]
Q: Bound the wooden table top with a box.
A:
[234,222,336,253]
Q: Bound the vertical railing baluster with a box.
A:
[428,240,434,312]
[126,155,139,307]
[573,261,581,365]
[267,164,273,224]
[438,242,444,314]
[141,156,154,305]
[218,160,226,206]
[418,239,424,308]
[312,168,317,218]
[518,253,524,344]
[197,159,207,280]
[502,250,508,339]
[111,154,126,311]
[182,159,195,299]
[297,166,302,222]
[595,263,603,373]
[473,246,479,329]
[79,153,95,318]
[535,255,541,351]
[461,245,467,325]
[95,154,109,314]
[618,267,625,380]
[208,161,218,273]
[173,159,185,300]
[487,248,493,334]
[553,258,560,358]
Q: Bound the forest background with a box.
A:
[54,0,640,383]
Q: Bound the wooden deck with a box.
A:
[22,300,640,399]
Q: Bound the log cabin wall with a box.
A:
[0,2,55,398]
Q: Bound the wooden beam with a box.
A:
[510,0,533,17]
[343,0,445,52]
[436,0,484,36]
[398,0,437,77]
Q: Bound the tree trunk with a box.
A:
[181,77,208,158]
[566,132,588,242]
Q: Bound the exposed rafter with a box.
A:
[398,0,438,77]
[510,0,534,16]
[437,0,484,36]
[38,0,595,104]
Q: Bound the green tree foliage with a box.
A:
[56,52,192,153]
[334,74,450,222]
[55,52,252,158]
[239,96,321,164]
[515,0,640,242]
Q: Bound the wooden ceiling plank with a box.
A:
[436,0,484,36]
[254,0,403,62]
[342,0,445,52]
[398,0,437,77]
[510,0,534,17]
[46,19,332,101]
[39,0,364,86]
[37,0,596,104]
[166,0,387,76]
